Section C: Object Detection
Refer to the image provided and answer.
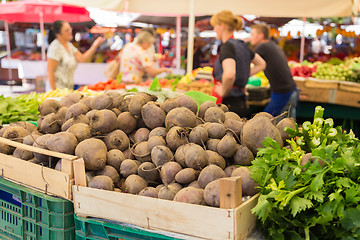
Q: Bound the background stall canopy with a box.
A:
[50,0,358,17]
[50,0,359,73]
[0,0,92,23]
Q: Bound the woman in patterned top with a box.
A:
[47,20,105,90]
[120,31,170,84]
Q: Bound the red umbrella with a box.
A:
[0,0,91,87]
[0,0,91,23]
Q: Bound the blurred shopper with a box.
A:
[47,20,105,90]
[211,10,266,117]
[250,24,298,118]
[184,37,205,70]
[138,27,157,62]
[120,31,170,83]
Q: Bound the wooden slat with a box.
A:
[298,87,331,103]
[0,153,71,199]
[220,177,242,209]
[305,78,339,89]
[234,194,259,240]
[61,158,74,179]
[73,158,87,187]
[0,137,77,160]
[73,186,235,240]
[335,89,360,108]
[338,81,360,93]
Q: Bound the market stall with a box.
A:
[0,0,92,92]
[0,89,358,239]
[0,1,360,240]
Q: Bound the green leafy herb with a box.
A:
[250,106,360,240]
[0,93,40,124]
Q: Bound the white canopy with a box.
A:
[50,0,359,73]
[51,0,359,17]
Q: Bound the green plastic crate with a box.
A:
[0,177,75,240]
[74,215,186,240]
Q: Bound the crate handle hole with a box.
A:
[5,225,14,233]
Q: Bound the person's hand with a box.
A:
[92,36,106,48]
[161,68,172,74]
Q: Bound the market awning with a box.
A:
[50,0,359,17]
[0,0,92,23]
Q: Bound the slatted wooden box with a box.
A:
[0,137,79,200]
[72,159,259,240]
[305,78,339,89]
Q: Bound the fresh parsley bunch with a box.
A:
[250,106,360,240]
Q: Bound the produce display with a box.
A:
[1,88,359,239]
[290,64,317,78]
[38,87,100,101]
[0,92,40,124]
[176,80,213,95]
[0,88,103,124]
[290,57,360,83]
[85,79,126,91]
[81,74,213,95]
[312,63,353,81]
[250,106,360,239]
[7,50,42,60]
[0,91,295,208]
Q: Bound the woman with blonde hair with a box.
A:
[211,10,266,117]
[120,31,170,83]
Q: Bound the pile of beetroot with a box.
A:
[0,91,295,207]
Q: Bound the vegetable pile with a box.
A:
[0,91,294,208]
[0,92,40,124]
[250,106,360,240]
[85,79,126,91]
[290,57,360,83]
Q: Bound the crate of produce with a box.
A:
[304,78,339,89]
[0,177,75,239]
[247,87,271,101]
[0,137,80,200]
[72,159,258,240]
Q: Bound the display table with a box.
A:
[16,60,108,85]
[1,58,21,69]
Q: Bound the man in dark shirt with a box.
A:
[250,24,298,119]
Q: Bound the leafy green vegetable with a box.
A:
[127,88,139,92]
[250,106,360,240]
[149,77,161,91]
[0,92,40,124]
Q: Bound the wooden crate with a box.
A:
[338,81,360,93]
[293,76,307,82]
[305,78,339,89]
[0,137,79,200]
[297,86,337,104]
[335,89,360,108]
[72,159,259,240]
